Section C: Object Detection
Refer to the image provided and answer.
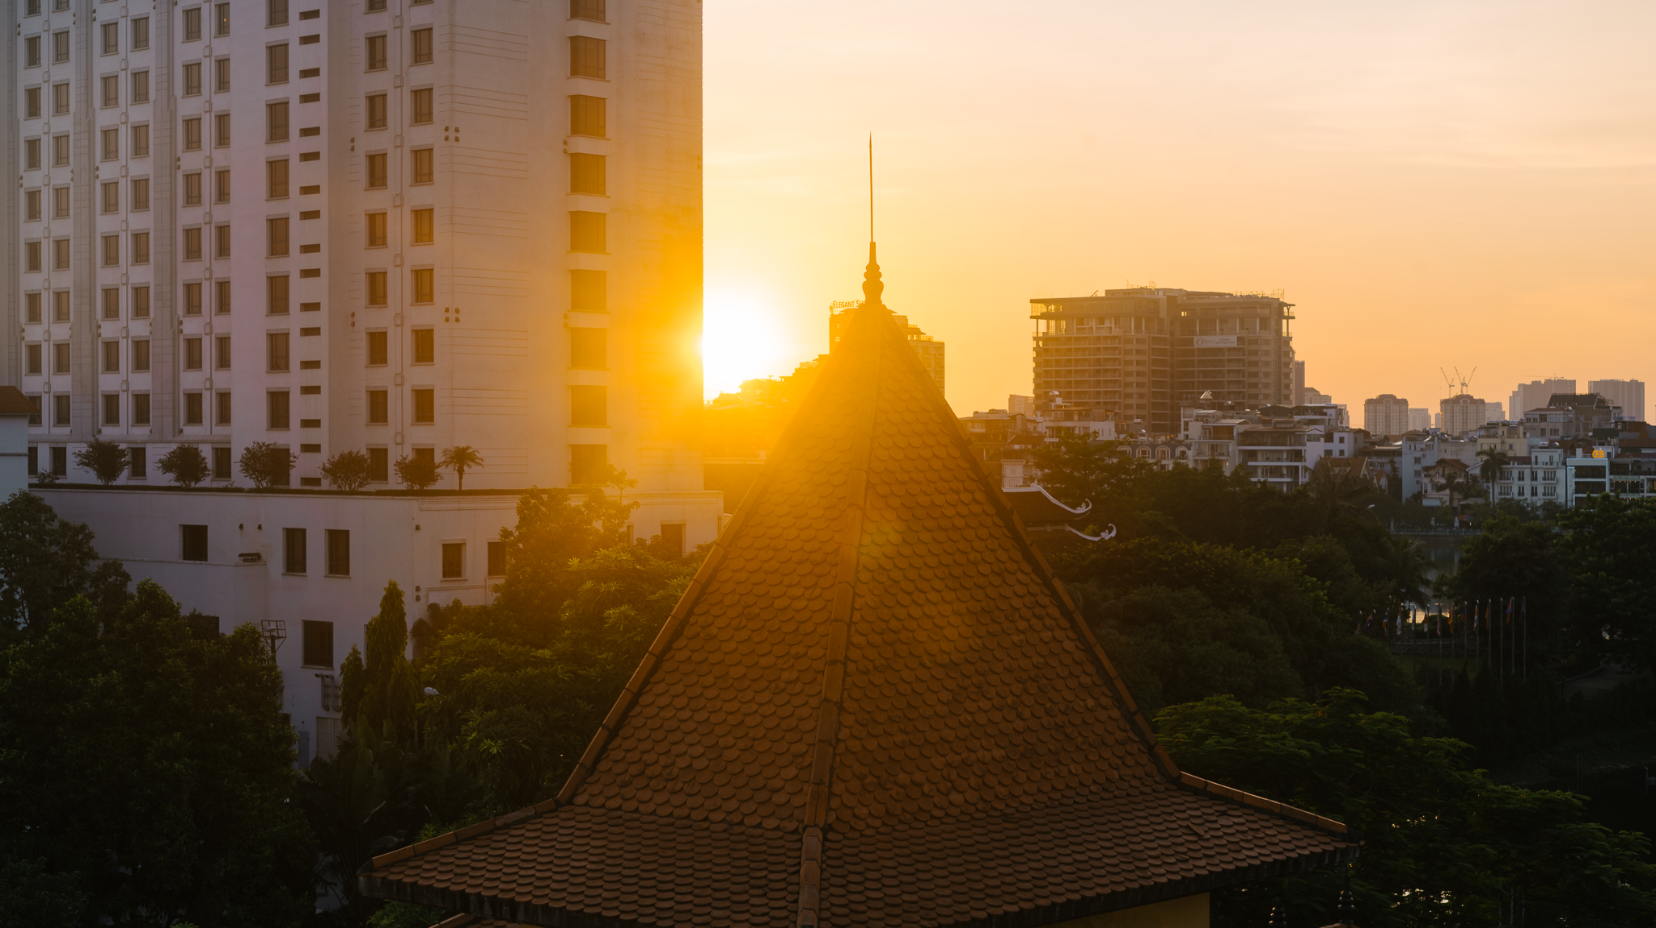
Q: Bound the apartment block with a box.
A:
[1030,287,1295,436]
[1439,393,1493,437]
[1589,379,1645,423]
[1509,379,1575,425]
[5,0,705,500]
[1363,393,1410,439]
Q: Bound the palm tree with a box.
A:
[440,445,484,491]
[1475,447,1510,486]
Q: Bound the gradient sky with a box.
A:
[701,1,1656,421]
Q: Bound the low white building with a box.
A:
[39,485,721,765]
[1489,447,1565,507]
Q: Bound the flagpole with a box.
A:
[1522,595,1528,681]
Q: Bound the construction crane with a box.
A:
[1440,366,1477,397]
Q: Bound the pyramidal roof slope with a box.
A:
[363,253,1354,928]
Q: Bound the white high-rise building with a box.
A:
[7,0,718,763]
[1407,407,1430,432]
[1362,393,1410,438]
[6,0,707,502]
[1510,378,1575,420]
[1589,379,1645,423]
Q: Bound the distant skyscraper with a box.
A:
[1589,379,1646,422]
[1440,394,1492,436]
[1363,394,1410,438]
[1292,360,1306,406]
[1303,386,1332,405]
[1485,401,1505,423]
[1030,288,1295,435]
[1510,379,1576,419]
[1408,408,1431,432]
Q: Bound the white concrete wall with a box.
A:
[39,485,720,762]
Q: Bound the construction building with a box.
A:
[1439,393,1494,437]
[1030,287,1295,436]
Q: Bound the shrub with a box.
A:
[156,445,211,489]
[239,442,297,490]
[394,454,440,491]
[320,450,371,491]
[72,439,127,486]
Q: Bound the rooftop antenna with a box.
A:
[862,135,884,309]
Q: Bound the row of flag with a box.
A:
[1359,597,1525,638]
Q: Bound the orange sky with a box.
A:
[702,1,1656,422]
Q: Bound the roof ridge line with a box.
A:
[1178,771,1352,836]
[905,332,1186,784]
[795,307,884,928]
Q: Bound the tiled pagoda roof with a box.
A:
[363,263,1354,928]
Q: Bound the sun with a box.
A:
[701,292,798,399]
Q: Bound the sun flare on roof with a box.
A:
[701,291,796,399]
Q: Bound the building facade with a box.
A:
[1509,379,1575,426]
[1030,287,1294,436]
[1589,379,1645,423]
[5,0,706,504]
[1363,393,1410,439]
[1439,393,1492,437]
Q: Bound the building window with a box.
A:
[284,527,307,574]
[102,289,121,321]
[24,139,40,170]
[487,541,506,576]
[441,542,465,580]
[366,212,387,247]
[25,243,41,273]
[132,179,151,211]
[53,342,70,374]
[412,329,434,364]
[410,88,433,124]
[53,186,69,218]
[183,62,202,96]
[303,620,336,668]
[24,88,40,120]
[410,27,434,64]
[412,209,434,244]
[26,345,41,375]
[101,22,119,55]
[184,117,202,151]
[268,159,290,198]
[571,0,606,22]
[131,70,150,104]
[411,268,434,303]
[102,340,121,373]
[132,124,150,158]
[53,395,70,427]
[132,17,150,49]
[365,34,387,71]
[570,444,607,484]
[268,391,291,429]
[184,282,203,316]
[366,272,388,306]
[132,340,151,372]
[213,446,232,479]
[132,394,151,426]
[53,290,69,322]
[268,0,289,27]
[570,153,606,195]
[53,239,69,270]
[25,293,41,324]
[267,101,289,142]
[25,190,40,222]
[366,331,388,365]
[570,328,606,369]
[102,182,120,214]
[49,445,67,476]
[125,232,147,267]
[366,94,387,129]
[268,332,290,371]
[129,447,147,480]
[52,83,69,114]
[368,447,389,482]
[26,36,41,68]
[411,148,434,184]
[268,44,289,84]
[102,128,121,161]
[366,152,388,188]
[216,3,231,37]
[181,525,209,562]
[268,275,291,314]
[102,394,120,426]
[411,389,435,423]
[216,336,232,369]
[184,337,204,370]
[216,224,232,258]
[216,57,232,92]
[184,227,203,261]
[102,235,120,266]
[570,212,606,253]
[325,529,350,576]
[216,169,232,203]
[53,135,69,166]
[215,113,232,148]
[659,523,685,558]
[102,75,119,107]
[53,30,69,63]
[571,385,606,427]
[133,287,151,319]
[366,389,388,424]
[267,216,290,256]
[183,7,203,42]
[570,36,605,79]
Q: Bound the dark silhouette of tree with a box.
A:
[440,446,484,491]
[71,438,127,485]
[239,442,297,489]
[321,450,372,491]
[394,454,440,491]
[157,444,211,488]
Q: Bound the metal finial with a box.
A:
[1336,888,1356,926]
[862,242,884,308]
[1268,906,1288,927]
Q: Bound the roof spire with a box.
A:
[862,134,885,309]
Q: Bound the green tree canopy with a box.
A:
[0,583,313,927]
[0,492,130,642]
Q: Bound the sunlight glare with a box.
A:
[701,292,799,399]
